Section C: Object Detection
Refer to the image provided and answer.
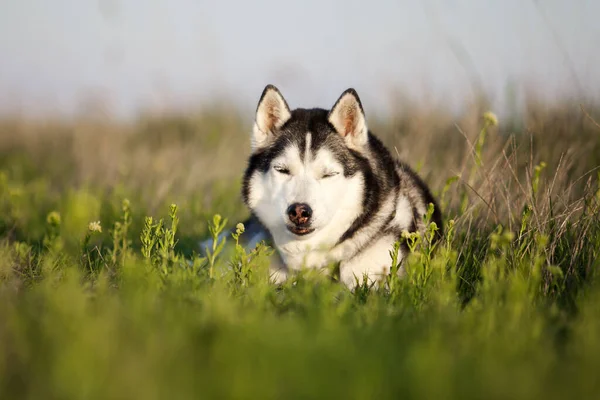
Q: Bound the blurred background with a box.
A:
[1,0,599,119]
[1,0,599,252]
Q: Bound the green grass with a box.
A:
[1,100,600,399]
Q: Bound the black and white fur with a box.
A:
[199,85,442,288]
[232,85,443,288]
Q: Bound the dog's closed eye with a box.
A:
[273,165,290,175]
[321,171,339,179]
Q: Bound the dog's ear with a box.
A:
[328,89,368,148]
[252,84,291,151]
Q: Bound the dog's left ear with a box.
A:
[328,89,368,148]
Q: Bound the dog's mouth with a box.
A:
[287,225,315,236]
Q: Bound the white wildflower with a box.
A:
[88,221,102,233]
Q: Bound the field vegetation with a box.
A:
[1,96,600,399]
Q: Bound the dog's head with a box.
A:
[242,85,371,246]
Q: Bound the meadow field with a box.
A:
[1,96,600,399]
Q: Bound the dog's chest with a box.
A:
[278,245,336,271]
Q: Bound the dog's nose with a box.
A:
[287,203,312,225]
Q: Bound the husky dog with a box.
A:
[199,86,442,287]
[224,84,443,288]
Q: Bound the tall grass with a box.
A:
[0,97,600,399]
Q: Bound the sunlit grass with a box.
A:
[1,99,600,399]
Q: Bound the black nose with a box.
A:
[287,203,312,225]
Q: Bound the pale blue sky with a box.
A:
[1,0,598,118]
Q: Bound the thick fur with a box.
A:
[235,85,443,288]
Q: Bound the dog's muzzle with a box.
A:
[286,203,315,236]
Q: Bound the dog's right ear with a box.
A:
[252,85,291,151]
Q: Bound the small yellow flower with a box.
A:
[236,223,245,233]
[46,211,61,226]
[483,111,498,126]
[88,221,102,233]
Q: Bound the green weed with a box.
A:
[0,104,599,399]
